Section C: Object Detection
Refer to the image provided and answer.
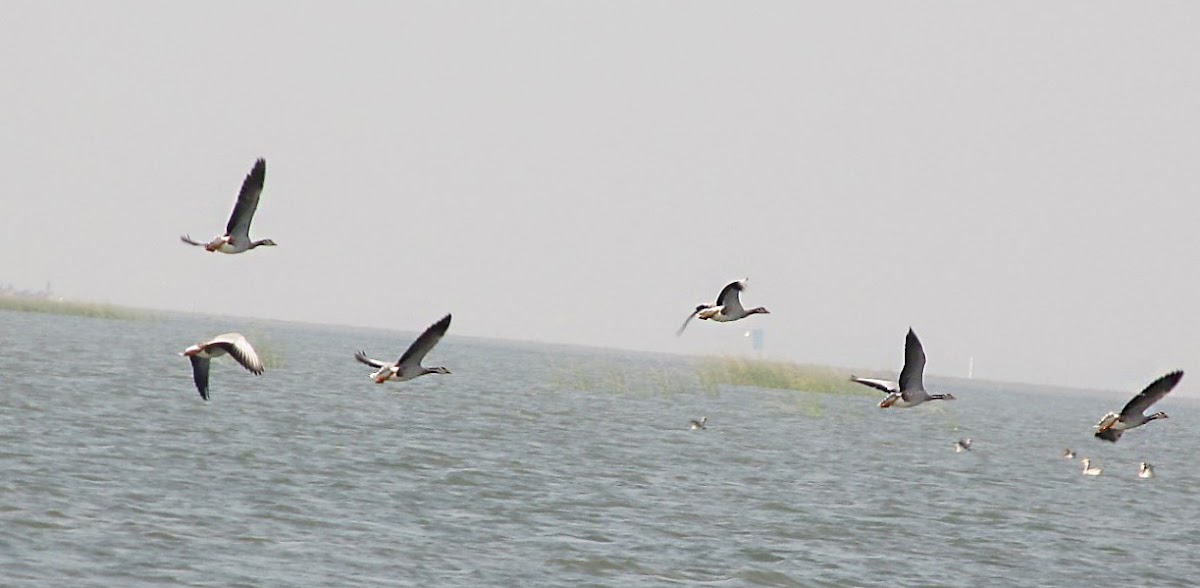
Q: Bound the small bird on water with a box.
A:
[689,416,707,430]
[1138,462,1154,479]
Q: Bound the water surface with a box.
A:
[1,310,1196,586]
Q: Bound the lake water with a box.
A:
[1,309,1197,587]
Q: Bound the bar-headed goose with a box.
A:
[676,278,769,336]
[955,438,972,452]
[863,328,955,408]
[355,314,452,384]
[1080,458,1103,476]
[181,158,277,253]
[1093,370,1182,442]
[180,333,264,401]
[689,416,707,430]
[1138,462,1154,479]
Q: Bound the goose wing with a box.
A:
[897,328,926,396]
[180,235,205,247]
[225,158,267,240]
[189,355,211,401]
[715,279,747,316]
[850,376,898,394]
[207,333,264,375]
[355,351,388,369]
[675,304,711,336]
[1119,370,1183,419]
[397,314,452,369]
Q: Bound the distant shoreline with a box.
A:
[0,292,154,321]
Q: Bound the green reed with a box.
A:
[0,294,151,320]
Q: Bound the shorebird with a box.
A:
[1081,458,1103,476]
[955,438,973,452]
[676,278,769,336]
[1138,462,1154,479]
[180,333,264,400]
[851,328,955,408]
[181,158,277,253]
[1093,371,1182,442]
[689,417,708,430]
[355,314,452,384]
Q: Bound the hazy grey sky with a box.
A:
[3,2,1198,392]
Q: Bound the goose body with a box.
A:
[689,416,707,430]
[356,314,452,384]
[1093,371,1182,443]
[677,279,769,335]
[955,438,972,452]
[181,158,277,254]
[858,328,956,409]
[179,333,264,400]
[1138,462,1154,479]
[1081,458,1103,476]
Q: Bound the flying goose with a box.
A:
[1138,462,1154,479]
[955,438,972,452]
[1063,448,1075,460]
[856,328,955,408]
[676,278,769,336]
[689,416,708,430]
[181,158,277,253]
[179,333,264,401]
[1080,458,1103,476]
[355,314,452,384]
[1093,371,1182,443]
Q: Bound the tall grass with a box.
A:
[244,329,286,369]
[0,295,150,320]
[696,357,877,396]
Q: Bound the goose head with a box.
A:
[250,239,278,248]
[1147,411,1169,422]
[426,366,451,375]
[748,307,770,315]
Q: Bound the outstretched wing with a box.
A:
[189,355,211,401]
[676,304,711,336]
[850,376,898,394]
[398,314,452,369]
[209,333,264,375]
[898,328,926,394]
[715,279,747,315]
[355,351,388,368]
[225,158,267,240]
[1120,370,1183,419]
[180,235,205,247]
